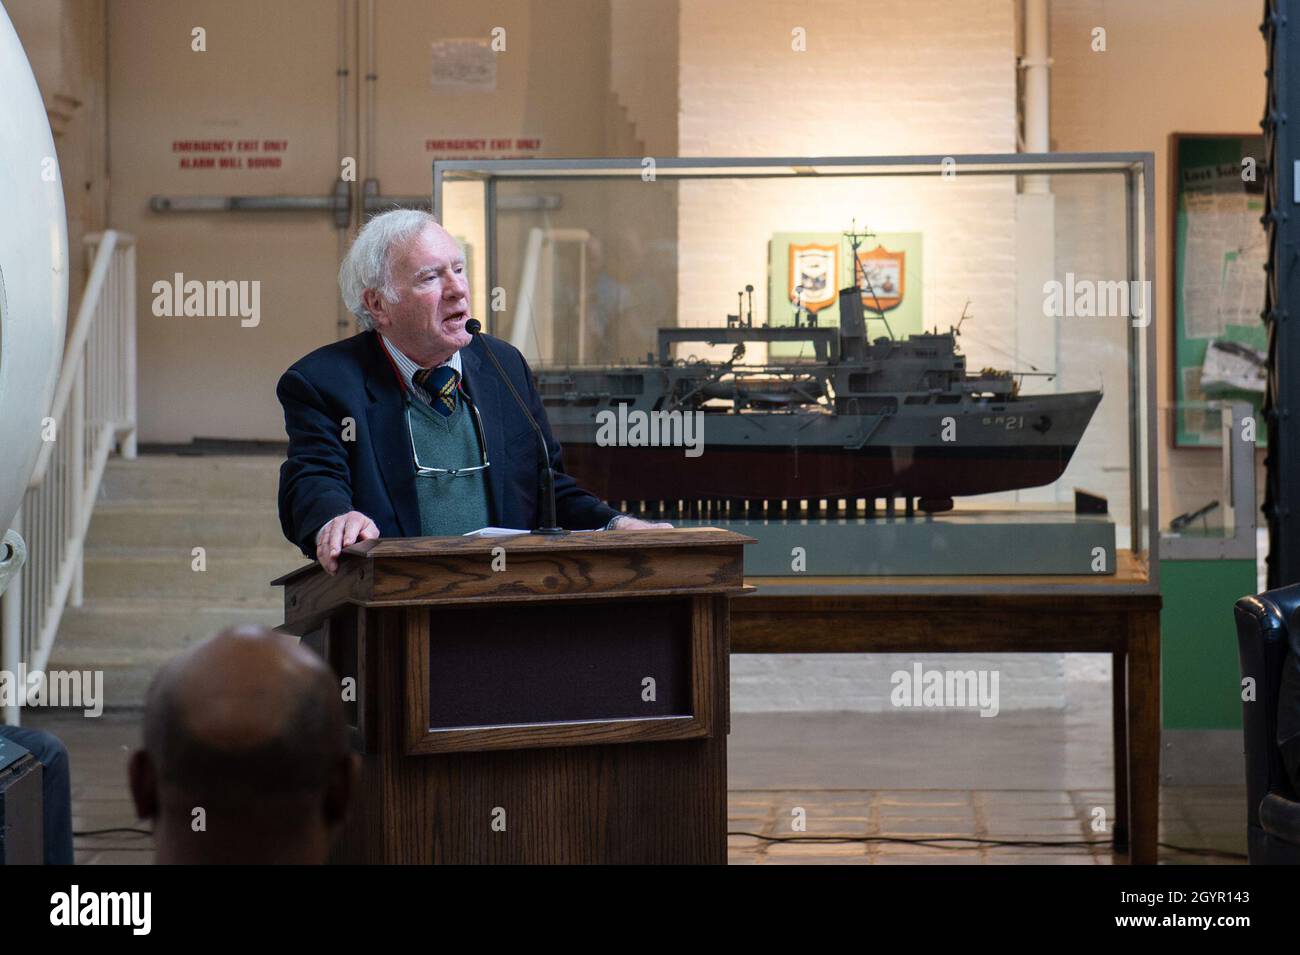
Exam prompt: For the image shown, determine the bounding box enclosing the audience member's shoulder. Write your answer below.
[285,331,375,382]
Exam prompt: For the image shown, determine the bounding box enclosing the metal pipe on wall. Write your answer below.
[337,0,352,338]
[366,0,377,191]
[1022,0,1050,153]
[338,0,348,168]
[1020,0,1051,193]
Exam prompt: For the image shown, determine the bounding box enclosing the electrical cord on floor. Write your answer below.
[729,831,1249,860]
[74,826,152,837]
[1154,842,1248,860]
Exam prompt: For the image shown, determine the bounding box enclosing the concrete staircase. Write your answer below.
[46,455,309,710]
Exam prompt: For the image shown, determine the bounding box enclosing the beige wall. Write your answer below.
[610,0,678,156]
[1049,0,1267,522]
[106,0,348,443]
[100,0,636,443]
[374,0,626,187]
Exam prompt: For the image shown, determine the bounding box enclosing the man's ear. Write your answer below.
[127,749,158,820]
[361,288,389,329]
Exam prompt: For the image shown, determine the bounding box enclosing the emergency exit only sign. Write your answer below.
[172,139,289,170]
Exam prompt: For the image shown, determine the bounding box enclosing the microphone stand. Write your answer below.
[465,319,567,536]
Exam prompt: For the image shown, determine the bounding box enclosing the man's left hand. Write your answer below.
[609,515,673,530]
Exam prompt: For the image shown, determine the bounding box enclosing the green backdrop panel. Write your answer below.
[1160,557,1257,731]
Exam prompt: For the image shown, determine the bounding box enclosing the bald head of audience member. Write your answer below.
[129,625,359,864]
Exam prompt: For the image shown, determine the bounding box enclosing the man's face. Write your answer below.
[370,225,471,363]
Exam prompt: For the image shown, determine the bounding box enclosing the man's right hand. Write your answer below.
[315,511,380,575]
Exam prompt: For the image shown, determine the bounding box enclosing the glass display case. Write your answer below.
[434,155,1157,592]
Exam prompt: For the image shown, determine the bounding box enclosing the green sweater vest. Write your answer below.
[406,396,490,536]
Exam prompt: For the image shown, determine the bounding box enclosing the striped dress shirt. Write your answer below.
[378,332,463,405]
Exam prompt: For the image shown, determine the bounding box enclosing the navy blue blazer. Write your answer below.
[276,329,618,558]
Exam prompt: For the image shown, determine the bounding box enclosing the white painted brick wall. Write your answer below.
[678,0,1017,159]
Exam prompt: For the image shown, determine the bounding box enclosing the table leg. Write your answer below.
[1126,609,1162,864]
[1111,649,1129,853]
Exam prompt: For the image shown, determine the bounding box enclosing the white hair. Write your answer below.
[338,209,441,330]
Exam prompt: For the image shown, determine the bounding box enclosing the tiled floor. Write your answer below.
[29,712,154,865]
[22,698,1248,865]
[725,788,1245,864]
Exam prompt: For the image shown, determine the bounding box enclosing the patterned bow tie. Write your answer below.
[413,365,460,417]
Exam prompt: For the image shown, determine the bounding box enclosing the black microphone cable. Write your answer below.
[464,319,566,535]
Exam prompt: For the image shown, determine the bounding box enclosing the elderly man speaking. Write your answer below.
[277,210,664,573]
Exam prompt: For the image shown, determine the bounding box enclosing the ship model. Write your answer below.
[535,231,1103,518]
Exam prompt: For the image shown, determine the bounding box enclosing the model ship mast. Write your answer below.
[844,220,894,341]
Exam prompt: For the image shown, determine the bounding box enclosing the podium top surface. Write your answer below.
[271,527,754,587]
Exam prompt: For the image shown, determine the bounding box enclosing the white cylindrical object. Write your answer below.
[0,4,69,555]
[1023,0,1050,154]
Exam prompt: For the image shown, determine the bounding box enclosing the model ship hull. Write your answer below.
[549,391,1102,503]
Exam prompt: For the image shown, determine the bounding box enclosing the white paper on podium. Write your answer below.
[462,527,599,537]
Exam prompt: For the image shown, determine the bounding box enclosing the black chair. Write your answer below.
[1234,583,1300,863]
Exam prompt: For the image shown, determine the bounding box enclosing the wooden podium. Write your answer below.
[273,527,750,865]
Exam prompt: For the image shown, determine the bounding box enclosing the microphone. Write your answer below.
[464,319,566,536]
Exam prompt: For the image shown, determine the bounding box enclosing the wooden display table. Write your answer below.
[730,553,1161,865]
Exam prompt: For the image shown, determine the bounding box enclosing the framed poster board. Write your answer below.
[1170,133,1268,447]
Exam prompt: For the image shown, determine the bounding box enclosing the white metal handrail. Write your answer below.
[1,230,136,723]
